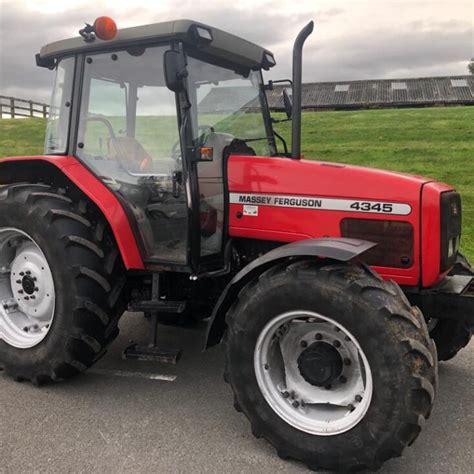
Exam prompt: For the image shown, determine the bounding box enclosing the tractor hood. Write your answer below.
[228,155,433,205]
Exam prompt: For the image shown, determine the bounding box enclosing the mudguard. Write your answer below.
[204,237,376,348]
[0,156,144,270]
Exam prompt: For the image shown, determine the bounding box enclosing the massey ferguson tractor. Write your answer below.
[0,17,472,471]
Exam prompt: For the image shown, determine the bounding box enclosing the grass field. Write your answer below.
[0,106,472,260]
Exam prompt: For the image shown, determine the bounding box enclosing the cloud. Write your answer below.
[0,0,472,102]
[302,19,473,82]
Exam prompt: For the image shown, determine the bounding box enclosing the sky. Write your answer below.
[0,0,473,103]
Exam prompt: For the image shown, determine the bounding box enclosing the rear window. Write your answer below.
[44,57,75,154]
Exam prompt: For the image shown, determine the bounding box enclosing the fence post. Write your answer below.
[10,97,15,119]
[43,104,48,118]
[29,100,34,117]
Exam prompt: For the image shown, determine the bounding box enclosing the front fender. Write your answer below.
[0,155,144,270]
[204,237,375,348]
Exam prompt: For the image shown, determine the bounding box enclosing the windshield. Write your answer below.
[187,56,272,156]
[44,57,75,154]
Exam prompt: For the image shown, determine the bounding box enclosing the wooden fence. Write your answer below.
[0,96,49,119]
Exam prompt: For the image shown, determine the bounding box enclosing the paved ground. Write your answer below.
[1,313,473,473]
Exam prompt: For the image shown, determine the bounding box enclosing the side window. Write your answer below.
[80,79,127,158]
[134,86,180,165]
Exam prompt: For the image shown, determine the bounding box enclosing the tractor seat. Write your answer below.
[109,136,153,173]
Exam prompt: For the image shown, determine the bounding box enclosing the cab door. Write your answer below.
[75,46,190,268]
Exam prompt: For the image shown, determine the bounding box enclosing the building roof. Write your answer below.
[39,19,275,73]
[265,75,474,110]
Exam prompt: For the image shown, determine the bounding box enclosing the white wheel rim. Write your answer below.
[0,228,55,349]
[254,310,373,436]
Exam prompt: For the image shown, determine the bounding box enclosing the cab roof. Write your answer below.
[38,19,276,72]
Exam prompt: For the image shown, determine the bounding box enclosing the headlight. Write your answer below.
[440,191,462,272]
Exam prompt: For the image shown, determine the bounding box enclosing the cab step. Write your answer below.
[122,342,182,364]
[129,299,186,314]
[123,274,184,364]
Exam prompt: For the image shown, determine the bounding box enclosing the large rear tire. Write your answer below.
[0,183,126,384]
[224,261,437,471]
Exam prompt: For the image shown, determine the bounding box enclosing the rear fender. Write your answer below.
[204,237,376,348]
[0,156,144,270]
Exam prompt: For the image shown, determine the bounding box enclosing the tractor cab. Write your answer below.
[39,19,280,272]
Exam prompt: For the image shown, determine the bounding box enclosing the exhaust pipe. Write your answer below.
[291,21,314,159]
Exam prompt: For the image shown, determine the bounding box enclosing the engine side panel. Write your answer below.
[227,155,438,287]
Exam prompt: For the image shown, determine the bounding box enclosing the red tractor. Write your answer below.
[0,17,472,471]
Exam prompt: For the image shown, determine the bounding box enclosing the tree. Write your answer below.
[469,59,474,75]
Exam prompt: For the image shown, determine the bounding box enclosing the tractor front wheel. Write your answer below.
[0,183,125,384]
[429,252,473,361]
[224,261,437,471]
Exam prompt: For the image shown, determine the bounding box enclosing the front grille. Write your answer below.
[440,191,462,272]
[340,218,414,268]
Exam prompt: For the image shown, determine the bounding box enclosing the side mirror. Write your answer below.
[164,50,188,93]
[283,88,293,119]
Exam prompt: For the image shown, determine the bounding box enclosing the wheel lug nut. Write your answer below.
[344,358,351,366]
[16,280,21,284]
[26,271,31,275]
[300,340,308,348]
[33,277,37,282]
[315,333,323,340]
[339,375,347,384]
[19,272,24,276]
[345,336,351,342]
[292,401,300,408]
[334,340,341,348]
[23,327,29,332]
[30,295,36,300]
[264,363,269,370]
[24,296,29,300]
[355,395,363,402]
[34,287,39,292]
[282,391,290,398]
[347,404,355,412]
[18,290,24,294]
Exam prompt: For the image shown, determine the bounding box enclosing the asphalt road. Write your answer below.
[1,312,473,473]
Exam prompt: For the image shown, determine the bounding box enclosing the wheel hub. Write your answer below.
[254,311,373,436]
[0,228,55,349]
[297,342,343,387]
[21,275,36,295]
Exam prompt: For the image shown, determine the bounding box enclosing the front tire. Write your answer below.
[0,183,126,384]
[430,253,473,361]
[224,261,437,471]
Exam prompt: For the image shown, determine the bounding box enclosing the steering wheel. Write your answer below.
[196,125,215,146]
[171,125,214,161]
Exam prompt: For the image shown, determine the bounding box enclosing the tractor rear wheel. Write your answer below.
[224,261,437,471]
[0,183,126,384]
